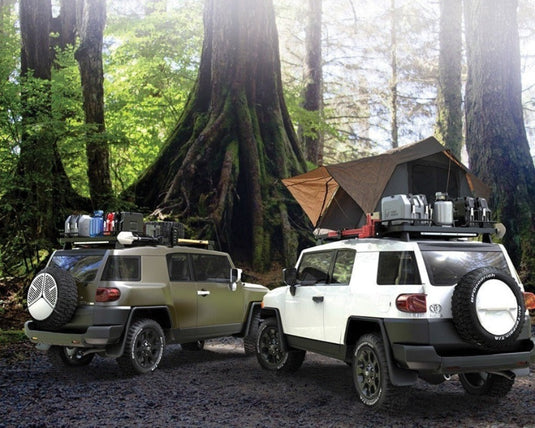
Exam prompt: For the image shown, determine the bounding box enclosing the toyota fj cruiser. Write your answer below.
[255,194,535,409]
[24,222,268,375]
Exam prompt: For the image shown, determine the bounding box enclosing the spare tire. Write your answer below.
[451,267,525,351]
[27,265,78,330]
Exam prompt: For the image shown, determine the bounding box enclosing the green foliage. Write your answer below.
[104,1,203,194]
[0,4,21,199]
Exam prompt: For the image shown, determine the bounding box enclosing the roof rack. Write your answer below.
[60,234,214,250]
[316,214,497,243]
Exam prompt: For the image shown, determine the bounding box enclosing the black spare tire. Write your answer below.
[27,265,78,330]
[451,267,525,351]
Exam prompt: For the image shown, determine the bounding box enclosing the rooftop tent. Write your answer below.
[282,137,490,230]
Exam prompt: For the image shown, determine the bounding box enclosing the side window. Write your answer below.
[297,251,334,285]
[331,250,355,285]
[101,256,141,281]
[167,253,191,281]
[191,254,231,282]
[377,251,421,285]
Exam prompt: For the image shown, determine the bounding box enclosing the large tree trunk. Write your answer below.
[75,0,113,210]
[465,0,535,290]
[130,0,307,270]
[435,0,462,157]
[301,0,324,165]
[18,0,55,240]
[0,0,87,260]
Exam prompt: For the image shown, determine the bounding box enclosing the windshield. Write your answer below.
[49,250,106,283]
[421,249,510,286]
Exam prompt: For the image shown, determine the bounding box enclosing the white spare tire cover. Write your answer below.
[451,267,525,351]
[27,266,78,330]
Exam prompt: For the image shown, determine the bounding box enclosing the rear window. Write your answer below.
[377,251,421,285]
[421,250,510,286]
[49,251,105,283]
[101,256,141,281]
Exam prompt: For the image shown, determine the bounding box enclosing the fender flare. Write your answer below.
[345,316,418,386]
[104,306,172,358]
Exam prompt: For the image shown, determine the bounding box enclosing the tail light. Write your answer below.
[396,293,427,313]
[523,292,535,310]
[96,287,121,302]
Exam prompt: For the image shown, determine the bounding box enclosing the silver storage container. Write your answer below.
[381,194,429,225]
[432,193,453,226]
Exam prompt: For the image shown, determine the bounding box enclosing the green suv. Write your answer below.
[24,237,267,375]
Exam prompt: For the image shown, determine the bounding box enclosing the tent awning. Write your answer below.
[282,137,490,228]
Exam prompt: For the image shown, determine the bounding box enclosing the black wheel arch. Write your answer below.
[104,306,172,358]
[259,307,289,353]
[345,316,418,387]
[241,301,263,337]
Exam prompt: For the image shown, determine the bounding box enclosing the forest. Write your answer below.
[1,0,535,306]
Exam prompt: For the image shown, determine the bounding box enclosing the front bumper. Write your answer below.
[24,320,125,348]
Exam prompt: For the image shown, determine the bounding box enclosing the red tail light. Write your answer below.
[96,287,121,302]
[524,292,535,310]
[396,294,427,313]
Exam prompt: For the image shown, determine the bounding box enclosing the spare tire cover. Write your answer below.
[27,265,78,330]
[451,267,525,351]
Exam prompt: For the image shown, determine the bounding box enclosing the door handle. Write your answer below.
[198,289,211,297]
[312,296,324,303]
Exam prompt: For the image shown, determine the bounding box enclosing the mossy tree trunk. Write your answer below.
[75,0,114,210]
[300,0,323,165]
[0,0,88,269]
[465,0,535,290]
[435,0,462,158]
[130,0,307,270]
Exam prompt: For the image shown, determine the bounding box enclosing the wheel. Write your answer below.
[117,319,165,375]
[243,310,261,355]
[48,346,94,368]
[352,333,408,409]
[452,267,525,351]
[27,266,78,330]
[181,340,205,351]
[256,318,305,372]
[459,372,515,397]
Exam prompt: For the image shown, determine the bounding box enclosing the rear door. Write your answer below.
[167,253,198,329]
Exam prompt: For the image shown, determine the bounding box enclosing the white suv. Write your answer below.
[255,203,535,409]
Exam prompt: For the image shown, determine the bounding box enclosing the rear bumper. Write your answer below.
[385,317,535,374]
[391,341,535,374]
[24,320,125,348]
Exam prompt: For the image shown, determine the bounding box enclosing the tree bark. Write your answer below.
[435,0,462,157]
[129,0,307,270]
[301,0,324,165]
[75,0,113,210]
[465,0,535,290]
[1,0,88,250]
[389,0,398,149]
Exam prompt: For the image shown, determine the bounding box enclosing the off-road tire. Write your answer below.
[117,319,165,375]
[48,346,94,368]
[459,372,515,397]
[256,317,305,372]
[353,333,408,409]
[452,267,525,351]
[27,266,78,331]
[181,340,205,351]
[243,309,261,355]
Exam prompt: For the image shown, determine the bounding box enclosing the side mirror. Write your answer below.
[230,268,242,291]
[283,267,297,286]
